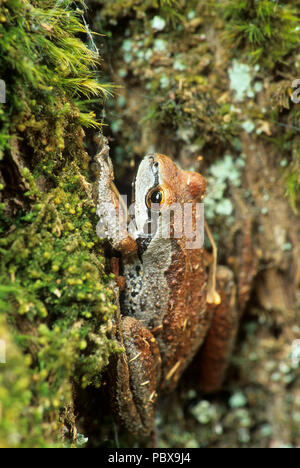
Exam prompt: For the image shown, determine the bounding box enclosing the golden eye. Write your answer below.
[146,187,165,209]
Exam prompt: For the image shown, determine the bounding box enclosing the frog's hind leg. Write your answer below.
[199,265,238,394]
[110,316,162,436]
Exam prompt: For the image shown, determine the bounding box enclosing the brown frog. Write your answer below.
[95,139,238,436]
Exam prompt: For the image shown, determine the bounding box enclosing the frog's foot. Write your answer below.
[110,316,162,436]
[205,221,221,305]
[198,265,238,393]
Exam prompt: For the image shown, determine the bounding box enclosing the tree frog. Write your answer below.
[95,138,238,436]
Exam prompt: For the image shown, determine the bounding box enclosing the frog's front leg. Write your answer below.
[95,139,161,434]
[95,136,137,255]
[110,316,162,436]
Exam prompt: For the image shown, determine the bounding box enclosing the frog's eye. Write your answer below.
[146,187,165,209]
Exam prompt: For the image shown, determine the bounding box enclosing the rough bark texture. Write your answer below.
[1,0,300,448]
[85,0,300,448]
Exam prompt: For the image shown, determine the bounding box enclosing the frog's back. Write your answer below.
[122,237,210,392]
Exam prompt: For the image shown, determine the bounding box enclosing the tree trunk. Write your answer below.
[1,0,299,448]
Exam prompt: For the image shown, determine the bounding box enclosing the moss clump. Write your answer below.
[220,0,300,209]
[222,0,299,69]
[0,0,113,161]
[0,0,117,447]
[0,174,118,447]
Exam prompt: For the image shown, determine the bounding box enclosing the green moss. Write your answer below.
[0,0,112,161]
[2,0,299,448]
[0,0,117,448]
[0,173,119,447]
[222,0,300,69]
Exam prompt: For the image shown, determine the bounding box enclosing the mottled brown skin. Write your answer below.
[96,149,239,436]
[160,239,210,392]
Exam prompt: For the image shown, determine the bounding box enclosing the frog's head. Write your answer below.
[133,153,206,246]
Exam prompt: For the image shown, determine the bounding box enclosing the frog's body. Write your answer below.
[96,141,238,436]
[122,236,210,393]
